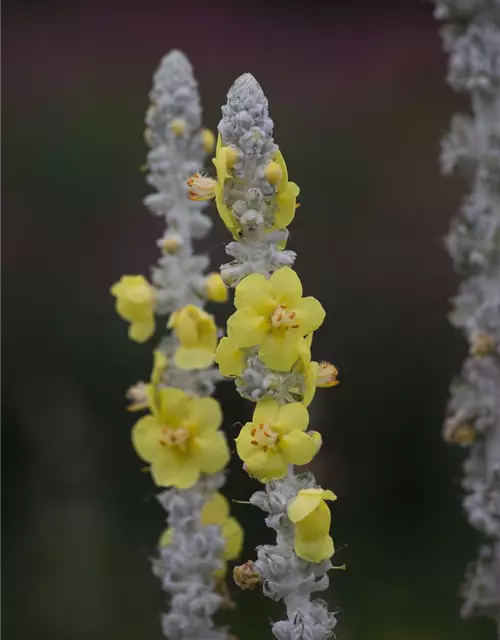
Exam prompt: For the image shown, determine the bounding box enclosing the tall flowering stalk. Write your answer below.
[111,51,243,640]
[188,74,341,639]
[434,0,500,630]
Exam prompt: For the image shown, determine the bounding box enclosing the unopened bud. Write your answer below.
[316,362,339,388]
[233,560,261,590]
[126,382,149,411]
[205,273,228,303]
[470,333,495,358]
[201,128,215,154]
[226,146,239,168]
[264,161,283,185]
[443,417,475,446]
[160,233,183,253]
[170,118,186,137]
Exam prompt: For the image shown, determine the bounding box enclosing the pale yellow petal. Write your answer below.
[269,267,302,305]
[201,492,230,526]
[195,431,230,474]
[280,430,321,466]
[287,489,324,523]
[234,273,273,312]
[273,149,289,186]
[151,350,168,385]
[151,451,200,489]
[174,346,216,370]
[215,337,245,377]
[300,500,332,535]
[131,415,162,462]
[129,319,155,343]
[157,387,189,425]
[221,517,244,560]
[244,448,288,482]
[294,531,334,563]
[275,188,297,229]
[293,297,326,336]
[188,397,223,433]
[253,398,280,427]
[258,331,300,371]
[235,423,258,461]
[227,309,269,348]
[276,402,309,433]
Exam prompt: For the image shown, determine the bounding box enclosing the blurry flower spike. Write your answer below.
[433,0,500,629]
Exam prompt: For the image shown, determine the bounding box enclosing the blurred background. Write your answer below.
[2,0,495,638]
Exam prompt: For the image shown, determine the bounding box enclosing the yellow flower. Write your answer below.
[235,398,321,482]
[227,267,325,372]
[110,275,155,343]
[205,273,228,303]
[132,387,229,488]
[215,336,245,377]
[287,488,337,563]
[159,491,243,577]
[168,305,217,370]
[127,350,168,411]
[170,118,186,136]
[270,150,300,229]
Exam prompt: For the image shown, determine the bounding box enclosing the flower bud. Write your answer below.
[316,362,339,388]
[264,161,283,185]
[233,560,260,590]
[170,118,186,137]
[443,417,475,446]
[201,128,215,154]
[470,333,495,357]
[160,232,183,253]
[205,273,228,303]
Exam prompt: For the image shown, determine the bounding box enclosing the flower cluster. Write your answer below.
[111,51,242,640]
[434,0,500,629]
[190,73,341,638]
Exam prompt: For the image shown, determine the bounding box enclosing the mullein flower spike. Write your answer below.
[111,51,243,640]
[433,0,500,631]
[194,73,341,638]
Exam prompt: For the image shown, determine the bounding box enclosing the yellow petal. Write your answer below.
[201,492,230,526]
[244,448,288,482]
[215,186,240,239]
[298,334,313,365]
[159,527,173,547]
[273,149,289,186]
[258,331,300,371]
[129,319,155,343]
[294,297,326,336]
[275,188,297,229]
[227,309,269,348]
[269,267,302,305]
[287,489,324,523]
[280,430,321,465]
[174,346,216,370]
[234,273,273,313]
[302,363,318,407]
[215,337,245,377]
[173,311,198,346]
[276,402,309,433]
[294,531,334,563]
[151,451,200,489]
[157,387,189,425]
[253,397,280,427]
[221,517,244,560]
[131,415,162,462]
[235,423,258,461]
[195,431,230,474]
[205,273,228,303]
[188,397,223,433]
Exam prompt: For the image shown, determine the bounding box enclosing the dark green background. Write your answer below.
[2,0,495,638]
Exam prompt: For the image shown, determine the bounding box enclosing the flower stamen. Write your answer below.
[186,172,217,201]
